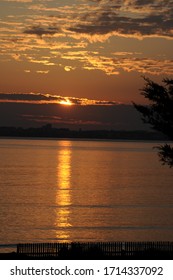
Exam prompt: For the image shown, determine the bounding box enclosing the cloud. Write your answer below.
[3,0,33,2]
[64,66,76,72]
[24,25,60,36]
[0,93,55,102]
[64,0,173,40]
[27,58,55,66]
[24,0,173,40]
[0,0,172,79]
[20,114,104,126]
[11,53,21,61]
[0,92,120,105]
[36,70,49,74]
[61,51,173,75]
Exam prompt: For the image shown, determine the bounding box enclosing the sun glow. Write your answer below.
[59,99,73,106]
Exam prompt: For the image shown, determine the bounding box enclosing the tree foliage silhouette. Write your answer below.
[133,77,173,167]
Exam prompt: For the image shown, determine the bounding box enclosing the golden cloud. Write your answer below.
[0,92,120,105]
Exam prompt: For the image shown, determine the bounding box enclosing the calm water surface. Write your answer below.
[0,138,173,251]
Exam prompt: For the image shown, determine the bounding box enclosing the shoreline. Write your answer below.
[0,126,168,141]
[0,136,171,143]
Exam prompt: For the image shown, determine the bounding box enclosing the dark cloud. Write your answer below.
[95,100,118,105]
[0,93,77,104]
[24,25,60,36]
[69,14,173,37]
[0,93,119,105]
[21,114,103,126]
[68,0,173,38]
[133,0,170,7]
[0,93,59,102]
[133,0,148,5]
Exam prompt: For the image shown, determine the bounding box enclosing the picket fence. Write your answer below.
[17,241,173,258]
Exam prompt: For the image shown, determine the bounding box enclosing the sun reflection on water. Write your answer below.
[55,141,72,242]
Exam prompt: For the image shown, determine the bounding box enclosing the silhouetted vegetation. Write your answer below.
[0,124,167,140]
[133,77,173,167]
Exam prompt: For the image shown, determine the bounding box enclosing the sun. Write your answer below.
[59,99,73,106]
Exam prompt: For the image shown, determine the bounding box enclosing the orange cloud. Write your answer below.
[61,50,173,76]
[0,0,172,80]
[0,92,120,105]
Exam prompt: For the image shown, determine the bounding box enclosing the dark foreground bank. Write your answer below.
[0,242,173,260]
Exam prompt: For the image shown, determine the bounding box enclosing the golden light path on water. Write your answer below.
[55,141,72,242]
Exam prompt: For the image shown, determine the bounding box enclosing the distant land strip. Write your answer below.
[0,124,168,141]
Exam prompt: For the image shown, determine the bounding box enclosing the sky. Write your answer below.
[0,0,172,130]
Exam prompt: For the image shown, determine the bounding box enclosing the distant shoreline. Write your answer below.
[0,125,168,141]
[0,137,171,145]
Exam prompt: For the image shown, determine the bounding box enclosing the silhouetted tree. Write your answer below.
[133,77,173,167]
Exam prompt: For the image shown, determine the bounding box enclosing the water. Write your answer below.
[0,138,173,252]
